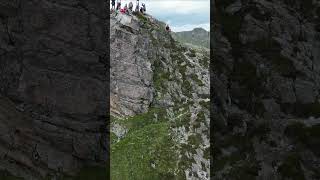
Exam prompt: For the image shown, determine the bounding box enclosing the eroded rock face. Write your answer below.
[110,13,154,117]
[0,1,107,179]
[213,0,320,179]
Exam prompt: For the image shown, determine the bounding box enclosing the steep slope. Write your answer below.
[213,0,320,179]
[0,1,107,179]
[173,28,210,49]
[110,12,210,179]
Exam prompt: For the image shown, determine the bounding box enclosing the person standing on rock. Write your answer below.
[142,3,146,13]
[135,0,140,12]
[129,2,133,13]
[166,24,171,32]
[116,0,121,11]
[111,0,116,11]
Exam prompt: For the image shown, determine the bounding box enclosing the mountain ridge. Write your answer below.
[173,27,210,49]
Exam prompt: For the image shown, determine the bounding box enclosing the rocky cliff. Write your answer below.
[110,12,210,179]
[213,0,320,179]
[0,1,108,179]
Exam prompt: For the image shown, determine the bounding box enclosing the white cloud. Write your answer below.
[147,1,209,15]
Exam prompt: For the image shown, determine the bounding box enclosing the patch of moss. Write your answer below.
[181,80,193,98]
[278,153,305,180]
[178,145,195,174]
[154,71,170,92]
[188,134,202,147]
[113,108,167,132]
[111,132,118,144]
[190,74,204,86]
[199,55,209,68]
[203,147,210,160]
[135,13,148,24]
[171,111,191,129]
[111,122,179,180]
[152,58,170,94]
[178,64,187,79]
[186,49,196,57]
[196,111,206,123]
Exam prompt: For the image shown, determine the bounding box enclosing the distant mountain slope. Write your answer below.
[172,28,210,48]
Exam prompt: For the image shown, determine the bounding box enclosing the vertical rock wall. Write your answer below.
[0,0,108,179]
[110,13,154,117]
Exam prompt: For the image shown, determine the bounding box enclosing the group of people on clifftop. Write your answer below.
[111,0,171,32]
[111,0,146,15]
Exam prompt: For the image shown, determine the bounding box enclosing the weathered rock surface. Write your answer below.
[213,0,320,179]
[0,0,107,179]
[110,13,154,117]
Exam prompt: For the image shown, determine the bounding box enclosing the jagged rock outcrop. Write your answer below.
[213,0,320,179]
[0,1,107,179]
[110,12,210,179]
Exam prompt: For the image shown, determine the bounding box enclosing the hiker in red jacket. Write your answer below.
[120,4,128,14]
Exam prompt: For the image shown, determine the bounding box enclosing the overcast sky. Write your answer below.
[112,0,210,32]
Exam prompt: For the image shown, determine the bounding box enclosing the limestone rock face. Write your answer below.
[213,0,320,179]
[0,1,107,179]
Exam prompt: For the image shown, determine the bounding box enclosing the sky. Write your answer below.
[111,0,210,32]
